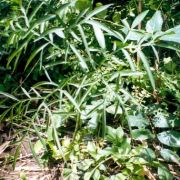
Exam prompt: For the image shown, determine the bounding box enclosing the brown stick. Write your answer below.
[138,0,142,30]
[137,0,142,68]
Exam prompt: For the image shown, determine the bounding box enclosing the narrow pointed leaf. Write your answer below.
[93,25,106,49]
[84,4,112,21]
[159,34,180,44]
[122,49,136,71]
[25,43,49,70]
[21,87,31,99]
[78,25,92,59]
[137,50,155,90]
[62,90,81,113]
[85,20,123,41]
[29,2,44,22]
[131,10,149,29]
[70,44,88,71]
[0,91,19,101]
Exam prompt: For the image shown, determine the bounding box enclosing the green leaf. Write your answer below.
[157,130,180,147]
[155,42,180,52]
[79,159,94,171]
[29,139,43,167]
[165,25,180,34]
[7,35,33,68]
[109,173,126,180]
[32,124,47,151]
[160,149,180,166]
[78,24,93,66]
[0,91,19,101]
[146,11,163,33]
[25,43,49,70]
[76,0,91,11]
[85,20,124,41]
[55,2,71,18]
[131,10,149,29]
[62,90,81,113]
[47,127,53,141]
[87,142,97,158]
[34,140,44,154]
[93,169,100,180]
[125,31,144,41]
[139,148,156,162]
[159,34,180,44]
[137,50,155,90]
[84,4,112,21]
[88,112,98,130]
[128,114,149,127]
[122,49,136,71]
[21,87,31,99]
[153,113,169,128]
[120,71,144,77]
[25,14,56,38]
[33,81,58,88]
[70,30,81,41]
[38,28,65,40]
[70,44,89,71]
[29,2,45,22]
[132,129,154,140]
[106,104,122,115]
[84,171,92,180]
[93,25,106,49]
[106,126,124,143]
[158,164,173,180]
[13,143,21,170]
[52,114,62,128]
[63,168,72,178]
[0,84,5,91]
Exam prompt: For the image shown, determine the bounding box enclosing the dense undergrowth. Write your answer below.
[0,0,180,179]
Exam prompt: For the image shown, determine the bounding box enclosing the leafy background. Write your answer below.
[0,0,180,179]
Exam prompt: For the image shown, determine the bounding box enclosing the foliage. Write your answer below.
[0,0,180,179]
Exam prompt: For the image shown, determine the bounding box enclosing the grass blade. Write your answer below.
[62,90,81,113]
[0,91,19,101]
[137,50,155,90]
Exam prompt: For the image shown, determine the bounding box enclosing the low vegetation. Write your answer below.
[0,0,180,179]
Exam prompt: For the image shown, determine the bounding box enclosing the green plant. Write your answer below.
[0,0,180,179]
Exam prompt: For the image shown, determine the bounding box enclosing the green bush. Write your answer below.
[0,0,179,179]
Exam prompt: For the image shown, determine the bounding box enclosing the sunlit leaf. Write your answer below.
[160,149,180,166]
[128,114,149,127]
[132,129,154,140]
[146,11,163,33]
[84,4,112,21]
[131,10,149,29]
[0,91,19,101]
[157,130,180,147]
[158,164,173,180]
[93,25,106,49]
[159,34,180,44]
